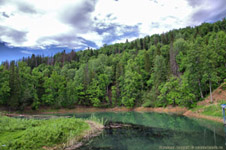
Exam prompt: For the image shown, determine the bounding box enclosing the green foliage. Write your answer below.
[18,62,38,109]
[87,74,111,107]
[142,90,157,107]
[42,71,67,107]
[121,59,142,107]
[9,61,22,109]
[158,76,195,107]
[158,76,181,106]
[0,65,10,105]
[63,81,78,108]
[149,55,167,88]
[0,116,89,150]
[111,86,117,106]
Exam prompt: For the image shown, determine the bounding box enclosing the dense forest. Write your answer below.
[0,19,226,110]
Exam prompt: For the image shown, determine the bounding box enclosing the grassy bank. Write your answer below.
[0,115,90,150]
[191,100,226,118]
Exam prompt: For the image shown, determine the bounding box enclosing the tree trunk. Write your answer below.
[209,80,213,103]
[169,42,180,77]
[198,80,204,98]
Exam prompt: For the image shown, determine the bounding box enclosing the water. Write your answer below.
[58,112,226,150]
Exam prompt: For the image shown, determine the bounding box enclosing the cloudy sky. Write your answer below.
[0,0,226,62]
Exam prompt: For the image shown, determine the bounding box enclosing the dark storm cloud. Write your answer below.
[60,0,97,32]
[0,26,27,44]
[187,0,226,24]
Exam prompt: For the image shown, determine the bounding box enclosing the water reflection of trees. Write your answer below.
[74,112,226,150]
[86,112,209,132]
[79,123,225,150]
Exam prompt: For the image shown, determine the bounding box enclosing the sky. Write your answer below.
[0,0,226,62]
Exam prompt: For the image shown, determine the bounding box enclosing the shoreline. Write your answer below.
[1,106,224,124]
[28,106,188,115]
[184,110,223,124]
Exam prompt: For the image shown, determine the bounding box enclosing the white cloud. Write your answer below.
[0,0,86,49]
[0,0,224,50]
[94,0,192,37]
[21,50,32,55]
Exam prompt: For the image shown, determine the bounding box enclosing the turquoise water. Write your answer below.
[59,112,226,150]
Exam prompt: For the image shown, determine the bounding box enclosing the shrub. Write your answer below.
[0,116,89,150]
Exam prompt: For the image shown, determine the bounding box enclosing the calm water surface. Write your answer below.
[59,112,226,150]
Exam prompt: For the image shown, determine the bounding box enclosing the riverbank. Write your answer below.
[36,106,225,124]
[1,106,224,124]
[184,110,223,124]
[18,106,188,115]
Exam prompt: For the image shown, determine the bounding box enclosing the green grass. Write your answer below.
[0,115,90,150]
[191,105,205,112]
[201,104,223,117]
[192,100,226,118]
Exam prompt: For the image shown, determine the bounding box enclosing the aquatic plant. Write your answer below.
[88,114,107,125]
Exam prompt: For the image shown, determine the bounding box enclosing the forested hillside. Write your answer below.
[0,19,226,110]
